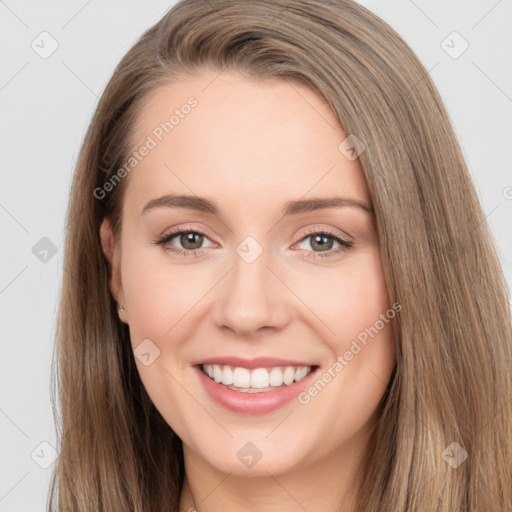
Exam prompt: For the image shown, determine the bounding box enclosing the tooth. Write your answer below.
[222,365,233,385]
[232,367,251,388]
[205,364,214,379]
[283,366,295,385]
[297,367,308,381]
[203,363,313,389]
[251,368,270,389]
[213,364,223,383]
[269,367,283,386]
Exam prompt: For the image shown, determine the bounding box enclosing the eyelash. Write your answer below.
[152,225,354,260]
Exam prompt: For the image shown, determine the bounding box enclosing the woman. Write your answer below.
[48,0,512,511]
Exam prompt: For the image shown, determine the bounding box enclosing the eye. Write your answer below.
[152,225,215,258]
[294,227,353,259]
[152,225,354,260]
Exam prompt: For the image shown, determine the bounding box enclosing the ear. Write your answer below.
[100,218,127,323]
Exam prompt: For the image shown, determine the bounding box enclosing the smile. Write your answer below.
[201,363,314,392]
[193,360,320,415]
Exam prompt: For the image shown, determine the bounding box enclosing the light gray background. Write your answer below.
[1,1,511,510]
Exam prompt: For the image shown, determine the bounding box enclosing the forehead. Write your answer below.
[125,72,370,214]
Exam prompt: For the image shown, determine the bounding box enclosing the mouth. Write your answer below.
[198,363,318,393]
[192,359,320,415]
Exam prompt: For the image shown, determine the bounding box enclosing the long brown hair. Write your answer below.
[48,0,512,510]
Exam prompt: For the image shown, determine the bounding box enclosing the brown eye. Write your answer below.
[153,227,215,257]
[309,233,335,252]
[179,232,205,250]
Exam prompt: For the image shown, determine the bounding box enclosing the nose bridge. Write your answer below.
[212,235,290,335]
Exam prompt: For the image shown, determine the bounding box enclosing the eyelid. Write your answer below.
[156,224,350,245]
[158,223,214,241]
[296,224,353,242]
[153,223,354,259]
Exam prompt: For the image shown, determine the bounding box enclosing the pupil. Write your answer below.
[312,234,333,251]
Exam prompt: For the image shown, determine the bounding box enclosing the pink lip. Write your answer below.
[193,364,319,415]
[190,356,316,369]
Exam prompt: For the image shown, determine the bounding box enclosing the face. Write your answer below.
[100,71,396,478]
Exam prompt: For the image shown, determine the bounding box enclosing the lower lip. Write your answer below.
[193,365,319,415]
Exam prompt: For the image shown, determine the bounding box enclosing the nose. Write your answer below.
[211,247,292,338]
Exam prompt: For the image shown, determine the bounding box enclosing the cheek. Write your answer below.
[118,241,199,435]
[290,249,396,418]
[121,237,392,357]
[289,249,392,347]
[120,241,207,345]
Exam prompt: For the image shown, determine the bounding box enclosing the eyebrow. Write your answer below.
[141,193,373,217]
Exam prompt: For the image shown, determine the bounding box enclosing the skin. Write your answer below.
[100,71,396,512]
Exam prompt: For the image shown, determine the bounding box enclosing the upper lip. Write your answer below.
[190,356,318,369]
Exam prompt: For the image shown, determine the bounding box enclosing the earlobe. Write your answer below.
[99,218,127,322]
